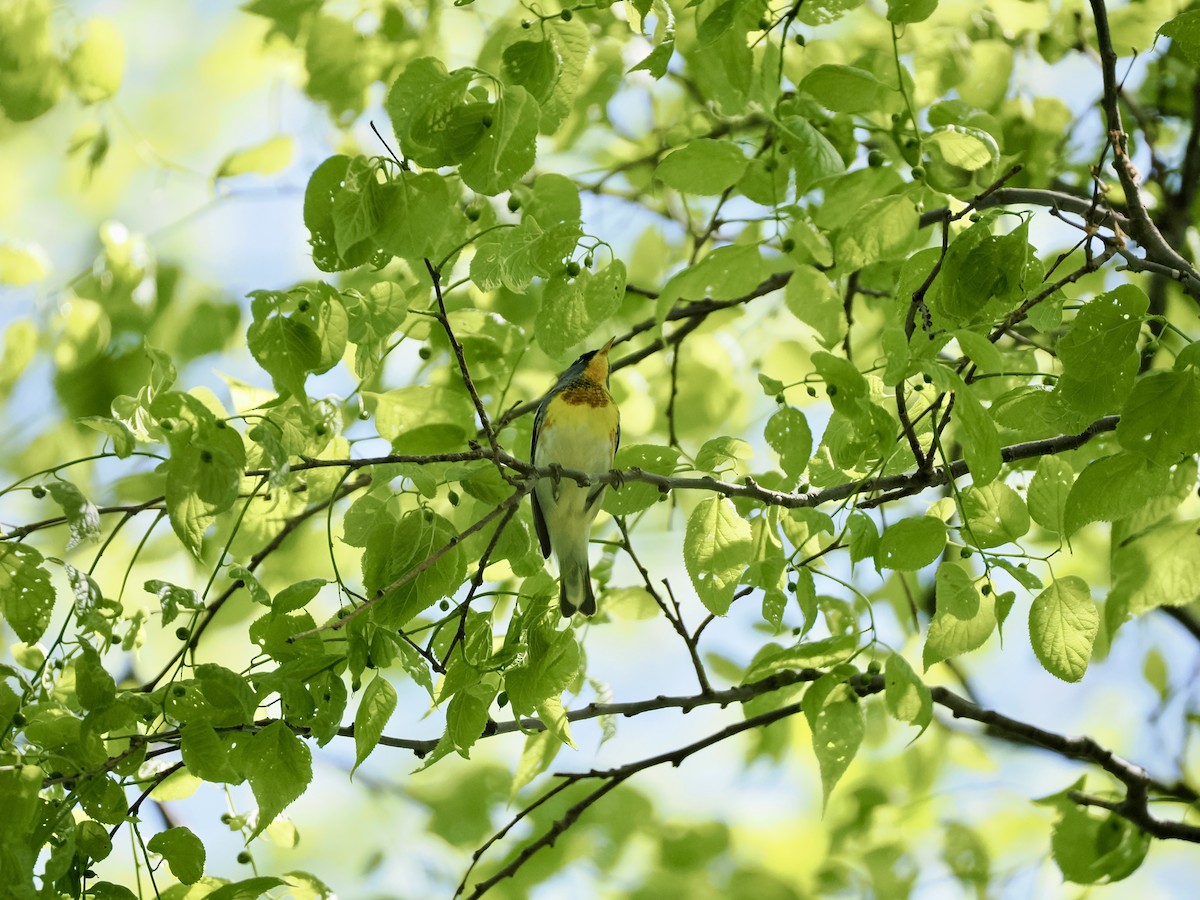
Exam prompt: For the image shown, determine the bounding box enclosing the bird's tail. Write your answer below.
[558,546,596,617]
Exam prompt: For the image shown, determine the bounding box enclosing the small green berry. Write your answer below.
[781,237,796,253]
[867,149,886,167]
[298,300,310,313]
[215,420,227,429]
[447,490,460,506]
[793,33,806,46]
[913,382,924,391]
[466,206,481,222]
[175,627,189,641]
[584,254,594,268]
[497,691,509,707]
[806,385,817,397]
[31,485,46,499]
[521,19,531,28]
[161,421,173,431]
[827,384,838,396]
[314,424,327,436]
[911,165,925,179]
[922,373,934,384]
[867,660,882,675]
[757,18,771,30]
[565,260,581,277]
[787,581,797,592]
[775,393,785,404]
[220,813,233,824]
[237,851,252,865]
[507,195,521,212]
[960,547,972,558]
[981,583,992,596]
[419,346,432,360]
[172,685,187,698]
[561,9,573,20]
[440,599,450,611]
[11,712,25,726]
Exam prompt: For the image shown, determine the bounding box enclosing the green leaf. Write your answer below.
[1116,368,1200,465]
[927,125,999,171]
[764,407,812,478]
[887,0,937,24]
[1057,285,1148,375]
[809,684,864,807]
[743,633,857,683]
[1063,452,1168,536]
[511,729,563,798]
[784,265,845,349]
[180,722,240,783]
[876,516,947,570]
[353,674,397,775]
[374,171,451,262]
[656,139,748,195]
[332,156,383,257]
[952,382,1003,486]
[1159,9,1200,65]
[602,444,680,515]
[206,878,288,900]
[535,260,626,359]
[273,579,326,615]
[1049,800,1150,884]
[505,626,580,716]
[1029,577,1097,682]
[243,721,312,839]
[459,85,539,195]
[66,19,124,103]
[158,402,246,557]
[684,496,753,615]
[777,116,845,193]
[835,194,920,270]
[44,480,101,551]
[215,136,294,179]
[847,511,879,565]
[446,682,497,757]
[798,0,866,26]
[800,65,887,114]
[303,155,374,272]
[362,509,467,628]
[147,826,205,885]
[0,543,54,643]
[368,385,475,444]
[958,482,1029,548]
[696,436,753,473]
[697,0,737,45]
[884,653,932,731]
[923,564,995,669]
[1027,456,1073,534]
[1109,519,1200,619]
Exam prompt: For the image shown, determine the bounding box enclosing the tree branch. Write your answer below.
[1088,0,1200,300]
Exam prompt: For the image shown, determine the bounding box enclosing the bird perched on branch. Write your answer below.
[531,338,620,617]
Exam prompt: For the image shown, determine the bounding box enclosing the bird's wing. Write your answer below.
[530,396,552,559]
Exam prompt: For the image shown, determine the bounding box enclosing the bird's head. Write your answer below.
[566,337,616,387]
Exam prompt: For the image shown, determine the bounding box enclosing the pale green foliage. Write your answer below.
[2,0,1200,895]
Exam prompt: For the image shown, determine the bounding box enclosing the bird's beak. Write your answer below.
[599,336,616,355]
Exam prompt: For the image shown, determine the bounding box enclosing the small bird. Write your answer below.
[530,338,620,617]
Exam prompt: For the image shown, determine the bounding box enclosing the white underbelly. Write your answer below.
[534,420,614,474]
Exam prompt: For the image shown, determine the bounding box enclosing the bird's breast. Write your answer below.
[535,394,618,473]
